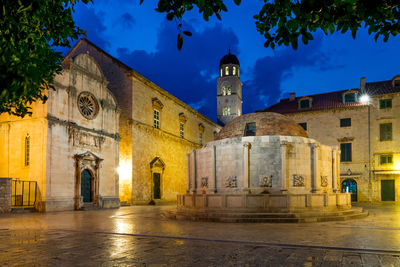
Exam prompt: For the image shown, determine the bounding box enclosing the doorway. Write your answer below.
[381,180,395,201]
[341,179,357,202]
[81,169,92,202]
[153,173,161,199]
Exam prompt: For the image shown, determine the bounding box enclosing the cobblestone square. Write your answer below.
[1,204,400,266]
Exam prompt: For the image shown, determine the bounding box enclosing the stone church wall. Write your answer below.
[129,76,220,203]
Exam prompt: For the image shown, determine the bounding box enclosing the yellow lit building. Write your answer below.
[65,39,221,204]
[0,53,121,211]
[263,75,400,203]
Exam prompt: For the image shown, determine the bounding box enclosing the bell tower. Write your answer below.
[217,50,242,126]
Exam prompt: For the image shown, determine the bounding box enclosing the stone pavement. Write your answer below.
[0,204,400,266]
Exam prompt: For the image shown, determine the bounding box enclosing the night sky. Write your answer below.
[67,0,400,122]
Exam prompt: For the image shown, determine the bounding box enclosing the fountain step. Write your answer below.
[171,207,368,223]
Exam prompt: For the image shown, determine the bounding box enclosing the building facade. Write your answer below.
[65,39,221,204]
[263,75,400,203]
[0,53,121,211]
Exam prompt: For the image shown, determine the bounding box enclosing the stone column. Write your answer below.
[187,153,191,193]
[280,142,288,192]
[331,146,338,192]
[310,143,321,193]
[243,142,251,193]
[336,149,341,191]
[212,145,217,193]
[192,150,197,194]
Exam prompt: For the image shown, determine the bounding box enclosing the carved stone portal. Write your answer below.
[74,151,103,210]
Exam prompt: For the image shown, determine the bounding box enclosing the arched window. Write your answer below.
[25,134,30,166]
[222,87,226,96]
[225,66,229,75]
[238,68,240,77]
[220,68,223,77]
[223,107,231,116]
[238,109,241,116]
[227,87,232,95]
[233,67,236,75]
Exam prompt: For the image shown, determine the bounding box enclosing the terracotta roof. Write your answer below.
[215,112,307,140]
[260,80,400,114]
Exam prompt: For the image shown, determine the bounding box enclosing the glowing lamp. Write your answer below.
[360,94,370,104]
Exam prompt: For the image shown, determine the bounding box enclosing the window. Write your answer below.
[238,109,241,116]
[299,99,311,109]
[25,134,30,166]
[225,66,229,75]
[340,118,351,127]
[340,143,352,162]
[227,86,232,95]
[153,109,160,129]
[244,122,256,136]
[380,99,392,109]
[395,80,400,87]
[380,123,392,141]
[238,69,240,77]
[233,67,236,75]
[222,87,226,96]
[223,107,230,116]
[180,123,184,138]
[343,93,357,103]
[380,155,393,165]
[220,68,222,77]
[299,122,307,131]
[199,133,203,145]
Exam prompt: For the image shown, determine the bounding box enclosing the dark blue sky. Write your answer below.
[70,0,400,121]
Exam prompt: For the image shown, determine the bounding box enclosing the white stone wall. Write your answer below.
[189,136,339,195]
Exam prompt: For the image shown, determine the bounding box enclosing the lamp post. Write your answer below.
[360,94,371,202]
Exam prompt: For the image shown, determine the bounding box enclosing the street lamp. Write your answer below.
[360,94,370,104]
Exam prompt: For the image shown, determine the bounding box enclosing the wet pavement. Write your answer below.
[1,204,400,266]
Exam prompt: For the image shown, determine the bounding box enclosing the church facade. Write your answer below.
[65,39,221,205]
[0,53,121,212]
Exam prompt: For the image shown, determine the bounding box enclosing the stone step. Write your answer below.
[82,203,100,210]
[11,207,36,213]
[172,208,368,223]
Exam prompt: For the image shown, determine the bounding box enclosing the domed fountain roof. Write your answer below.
[215,112,308,140]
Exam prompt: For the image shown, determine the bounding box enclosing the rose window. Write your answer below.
[78,92,99,119]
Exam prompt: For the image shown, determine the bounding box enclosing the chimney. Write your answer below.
[289,92,296,102]
[360,77,366,92]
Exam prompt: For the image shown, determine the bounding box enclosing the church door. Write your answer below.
[81,169,92,202]
[381,180,395,201]
[153,173,161,199]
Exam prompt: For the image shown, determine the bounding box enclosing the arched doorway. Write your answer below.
[150,157,165,201]
[341,179,357,202]
[81,169,93,202]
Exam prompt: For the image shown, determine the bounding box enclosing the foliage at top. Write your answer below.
[149,0,400,50]
[0,0,90,117]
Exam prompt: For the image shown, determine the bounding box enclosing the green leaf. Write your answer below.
[233,0,241,5]
[166,12,174,21]
[183,30,192,36]
[177,33,183,50]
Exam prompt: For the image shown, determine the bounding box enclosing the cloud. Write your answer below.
[119,13,136,28]
[117,22,239,121]
[73,4,110,49]
[243,34,332,113]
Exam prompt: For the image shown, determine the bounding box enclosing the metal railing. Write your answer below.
[11,180,37,208]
